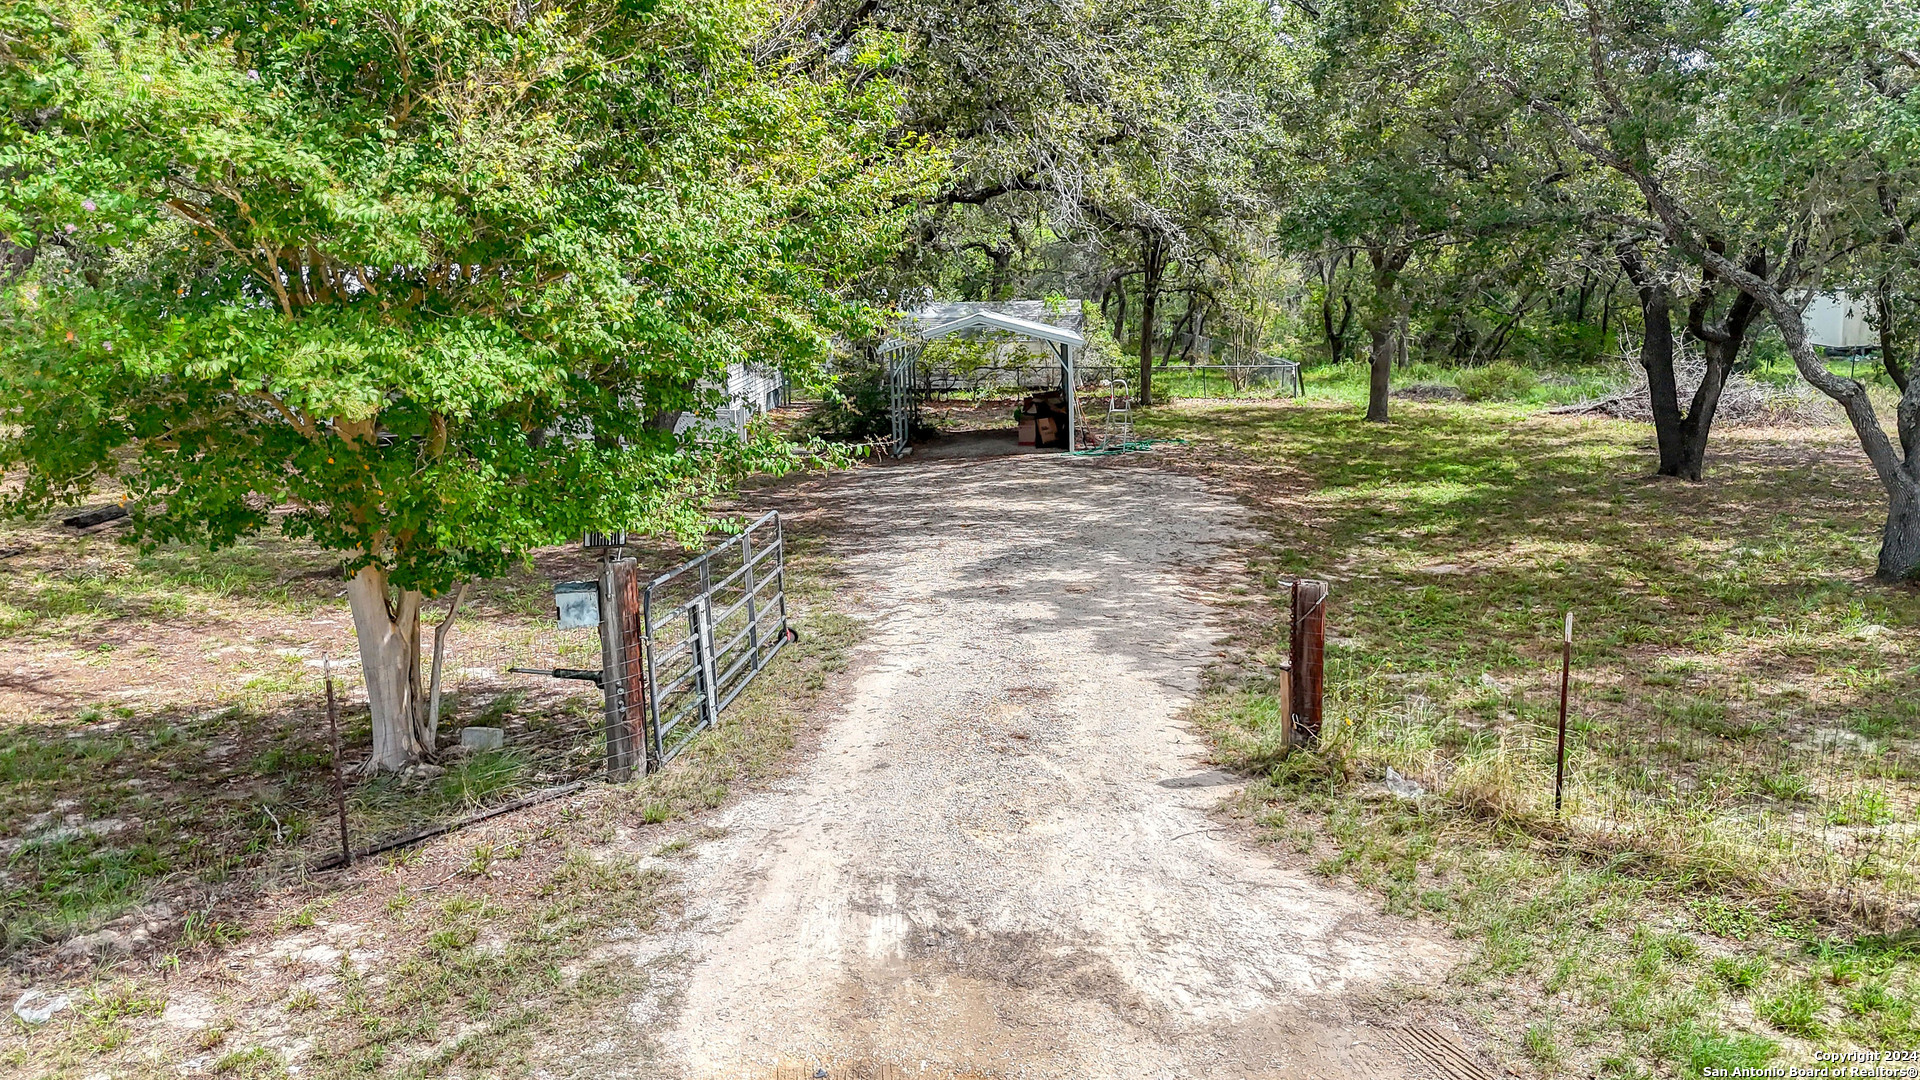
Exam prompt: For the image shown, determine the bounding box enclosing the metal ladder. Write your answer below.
[1101,378,1133,447]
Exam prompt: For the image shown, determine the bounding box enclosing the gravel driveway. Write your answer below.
[638,454,1453,1079]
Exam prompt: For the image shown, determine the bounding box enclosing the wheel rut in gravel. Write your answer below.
[642,454,1460,1080]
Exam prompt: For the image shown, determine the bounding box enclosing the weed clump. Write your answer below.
[1454,361,1539,402]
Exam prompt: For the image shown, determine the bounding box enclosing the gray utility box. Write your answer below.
[554,580,600,629]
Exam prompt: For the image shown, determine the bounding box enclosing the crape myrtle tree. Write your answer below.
[0,0,943,769]
[1493,0,1920,579]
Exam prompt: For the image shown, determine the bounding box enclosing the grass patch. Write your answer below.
[1756,983,1825,1037]
[1151,357,1622,408]
[1455,361,1539,402]
[1144,397,1920,1070]
[1657,1022,1778,1075]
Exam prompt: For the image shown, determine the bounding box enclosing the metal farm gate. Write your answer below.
[629,511,793,771]
[570,512,793,779]
[880,339,922,457]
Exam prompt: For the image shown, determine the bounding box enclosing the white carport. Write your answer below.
[877,306,1088,457]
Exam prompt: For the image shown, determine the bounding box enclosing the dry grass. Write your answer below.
[0,525,859,1078]
[1551,357,1844,426]
[0,504,673,962]
[1139,395,1920,1077]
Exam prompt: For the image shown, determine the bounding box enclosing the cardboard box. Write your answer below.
[1017,418,1037,446]
[1036,417,1058,446]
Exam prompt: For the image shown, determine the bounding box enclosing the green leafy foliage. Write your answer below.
[0,0,943,593]
[800,358,909,444]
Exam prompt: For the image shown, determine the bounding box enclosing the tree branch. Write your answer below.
[933,174,1046,207]
[1686,288,1726,345]
[251,388,319,438]
[425,581,468,752]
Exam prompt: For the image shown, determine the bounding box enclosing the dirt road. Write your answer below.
[635,455,1456,1079]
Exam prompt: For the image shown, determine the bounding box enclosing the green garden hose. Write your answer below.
[1069,437,1188,456]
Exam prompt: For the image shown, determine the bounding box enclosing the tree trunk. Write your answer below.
[1321,292,1352,365]
[346,565,429,772]
[1137,281,1158,405]
[1664,262,1767,480]
[1364,243,1410,422]
[1883,484,1920,583]
[1670,305,1759,480]
[1878,277,1911,394]
[1619,247,1688,475]
[1366,319,1394,422]
[1162,299,1193,368]
[1137,231,1167,407]
[426,582,469,751]
[1669,364,1725,482]
[1640,292,1685,474]
[986,245,1012,301]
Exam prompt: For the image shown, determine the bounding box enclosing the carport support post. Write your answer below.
[1061,342,1078,450]
[1289,580,1327,745]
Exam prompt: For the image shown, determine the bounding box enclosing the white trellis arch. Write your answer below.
[876,308,1087,457]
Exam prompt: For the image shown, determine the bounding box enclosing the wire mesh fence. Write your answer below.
[295,523,792,865]
[1154,360,1305,399]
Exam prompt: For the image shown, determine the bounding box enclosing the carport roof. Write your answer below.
[914,309,1086,348]
[894,301,1088,349]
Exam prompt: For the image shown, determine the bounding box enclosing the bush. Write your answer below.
[1454,361,1539,402]
[800,359,928,443]
[1511,320,1607,368]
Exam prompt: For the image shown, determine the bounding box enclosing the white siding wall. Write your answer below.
[673,364,786,438]
[1805,293,1876,350]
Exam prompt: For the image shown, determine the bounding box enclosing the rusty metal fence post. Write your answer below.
[1289,579,1327,746]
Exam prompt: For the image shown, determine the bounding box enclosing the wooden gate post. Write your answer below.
[599,558,639,782]
[614,560,650,774]
[1289,579,1327,745]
